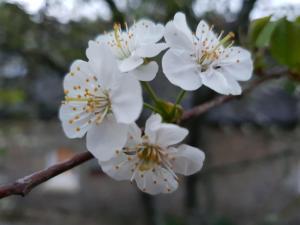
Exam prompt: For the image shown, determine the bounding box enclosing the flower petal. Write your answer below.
[224,75,242,95]
[218,47,253,81]
[164,21,194,52]
[63,60,95,97]
[118,56,144,72]
[95,32,123,58]
[59,103,91,138]
[134,43,168,58]
[173,12,193,39]
[86,116,128,161]
[155,124,188,147]
[201,69,230,95]
[126,123,143,146]
[170,144,205,176]
[99,153,137,181]
[130,61,158,81]
[130,19,165,45]
[144,114,162,143]
[135,167,178,194]
[144,114,188,146]
[162,49,202,91]
[110,75,143,124]
[196,20,218,45]
[86,41,119,88]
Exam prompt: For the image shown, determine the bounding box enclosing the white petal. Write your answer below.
[218,47,253,81]
[155,124,188,147]
[130,19,165,45]
[134,43,168,58]
[59,102,83,121]
[86,116,128,161]
[170,144,205,176]
[224,75,242,95]
[144,114,188,146]
[86,41,119,88]
[59,104,91,138]
[95,32,122,58]
[126,123,143,146]
[118,56,144,72]
[144,114,162,143]
[99,153,136,181]
[162,49,202,91]
[130,61,158,81]
[164,21,194,52]
[64,60,95,97]
[196,20,210,39]
[201,69,230,95]
[135,167,178,194]
[110,75,143,124]
[196,20,218,45]
[173,12,193,41]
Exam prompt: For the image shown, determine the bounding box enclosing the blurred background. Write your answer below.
[1,0,300,225]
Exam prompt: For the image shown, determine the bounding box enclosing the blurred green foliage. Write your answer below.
[0,89,26,105]
[213,217,236,225]
[284,80,297,94]
[250,16,278,48]
[0,147,7,156]
[250,16,300,73]
[270,18,300,72]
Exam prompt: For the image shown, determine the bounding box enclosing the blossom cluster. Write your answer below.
[59,12,253,194]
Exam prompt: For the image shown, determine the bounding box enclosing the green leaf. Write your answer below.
[255,21,278,47]
[270,18,300,71]
[249,16,280,48]
[249,16,271,46]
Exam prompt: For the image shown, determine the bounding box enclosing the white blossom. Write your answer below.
[59,43,143,161]
[99,114,205,195]
[92,19,167,81]
[162,12,253,95]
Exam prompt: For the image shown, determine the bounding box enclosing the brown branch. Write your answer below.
[0,152,93,199]
[0,70,287,199]
[181,72,285,122]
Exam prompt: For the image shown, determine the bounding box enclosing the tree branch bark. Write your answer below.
[0,152,93,198]
[0,71,286,199]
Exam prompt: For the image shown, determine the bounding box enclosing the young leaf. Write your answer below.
[270,18,300,71]
[249,16,271,47]
[255,21,278,47]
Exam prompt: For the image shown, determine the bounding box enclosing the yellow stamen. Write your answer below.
[198,32,235,64]
[113,23,123,49]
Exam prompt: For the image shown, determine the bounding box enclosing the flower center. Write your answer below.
[64,91,111,124]
[129,143,165,171]
[113,23,133,59]
[196,32,235,71]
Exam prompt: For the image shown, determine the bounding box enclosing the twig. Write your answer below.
[0,71,286,199]
[0,152,93,198]
[181,72,285,122]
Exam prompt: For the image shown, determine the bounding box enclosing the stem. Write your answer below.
[141,82,160,104]
[144,103,160,113]
[141,82,168,115]
[170,90,186,119]
[175,90,186,105]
